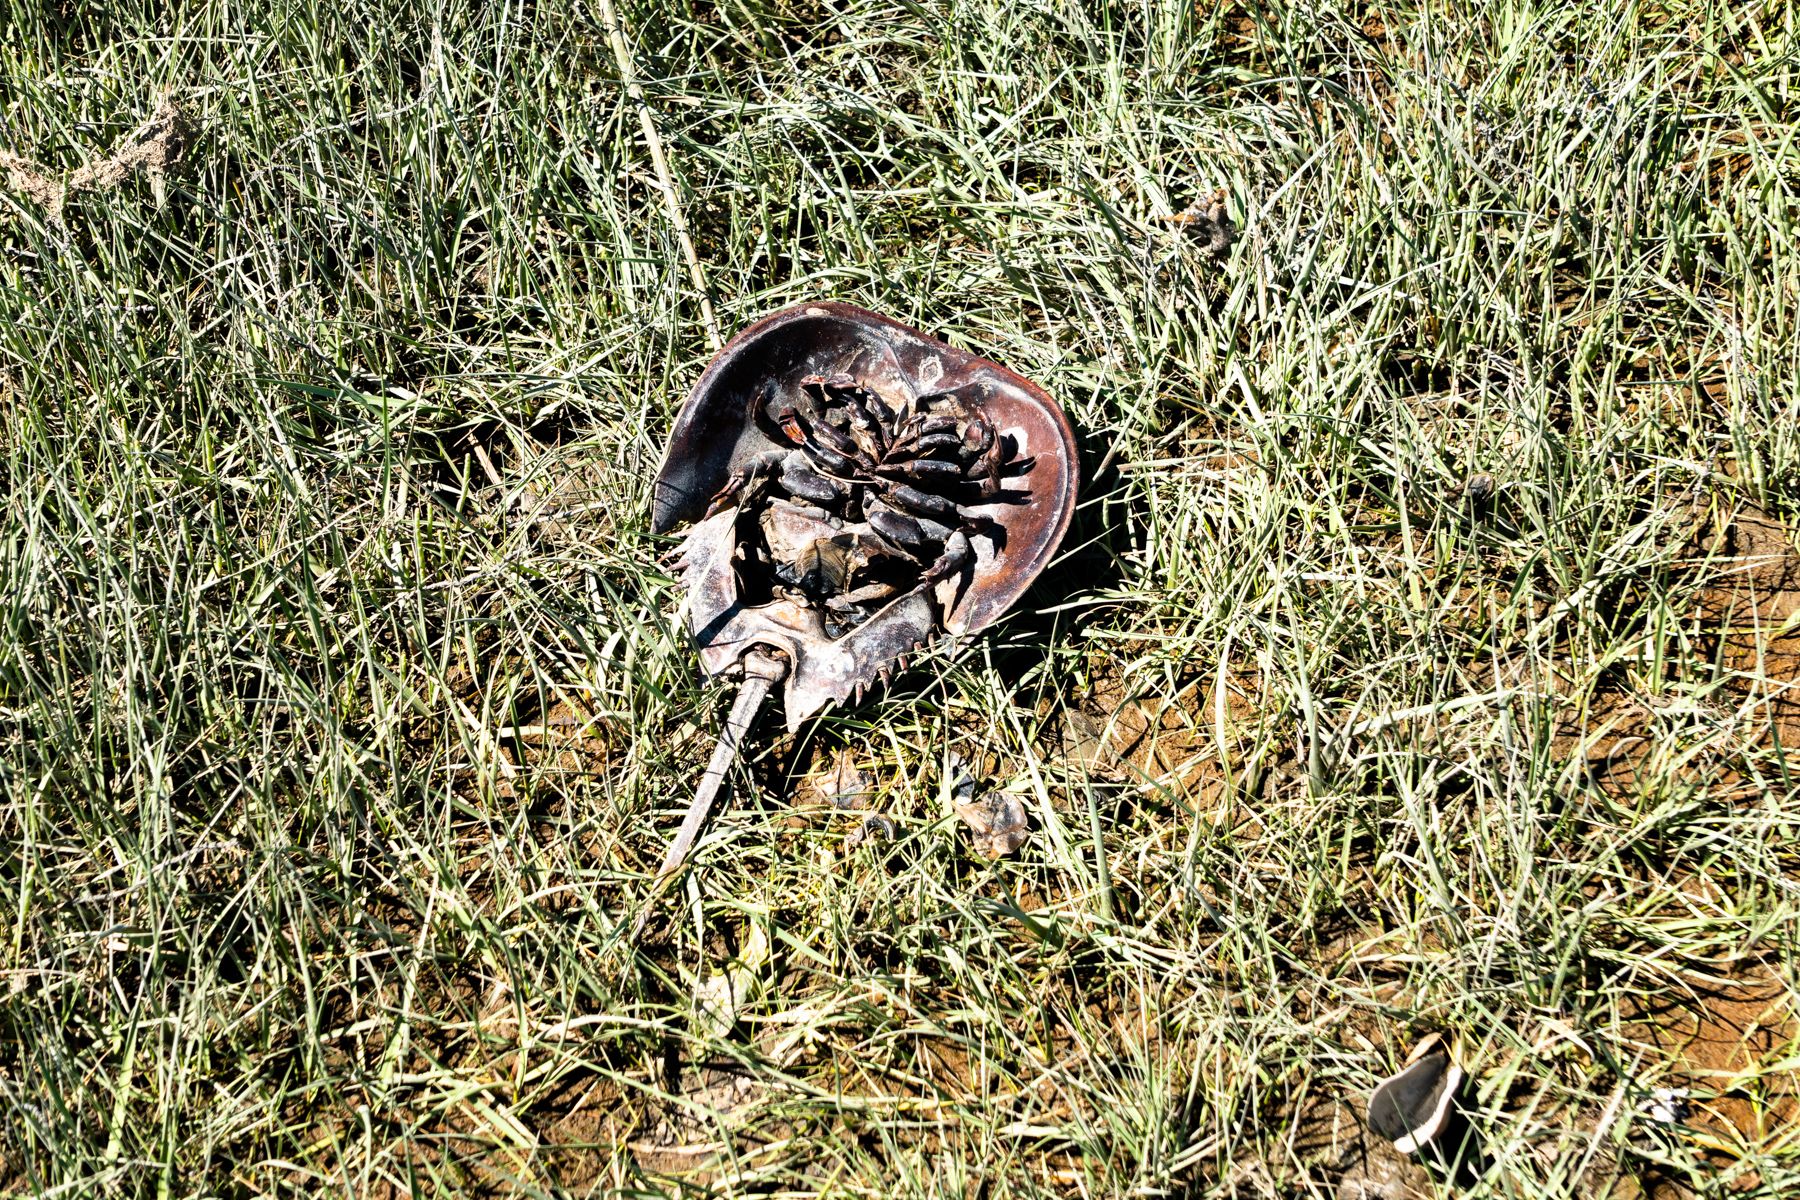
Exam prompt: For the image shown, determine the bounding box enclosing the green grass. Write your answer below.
[3,0,1800,1196]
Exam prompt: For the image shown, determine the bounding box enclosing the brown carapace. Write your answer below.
[637,303,1076,932]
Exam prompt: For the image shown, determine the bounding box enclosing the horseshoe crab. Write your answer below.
[639,302,1077,928]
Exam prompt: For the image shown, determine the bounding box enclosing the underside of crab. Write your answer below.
[714,371,1035,635]
[654,304,1076,730]
[634,303,1077,932]
[673,373,1037,724]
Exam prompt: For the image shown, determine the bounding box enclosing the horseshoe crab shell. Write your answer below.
[652,302,1078,724]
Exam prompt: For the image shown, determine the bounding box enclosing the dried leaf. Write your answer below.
[1158,198,1234,257]
[811,748,872,810]
[691,922,771,1039]
[1457,472,1496,502]
[955,790,1029,859]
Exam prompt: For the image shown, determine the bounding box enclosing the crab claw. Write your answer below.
[923,530,973,585]
[704,449,785,518]
[962,414,992,455]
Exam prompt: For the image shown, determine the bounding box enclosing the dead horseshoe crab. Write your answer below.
[638,302,1077,930]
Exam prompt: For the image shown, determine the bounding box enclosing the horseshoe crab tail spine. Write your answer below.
[631,648,788,941]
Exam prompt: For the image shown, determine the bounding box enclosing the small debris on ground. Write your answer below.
[1158,194,1235,257]
[843,813,895,852]
[1,95,191,221]
[948,754,1029,858]
[690,921,771,1039]
[810,747,873,810]
[0,149,63,210]
[1366,1033,1464,1155]
[1454,472,1496,503]
[1642,1086,1690,1125]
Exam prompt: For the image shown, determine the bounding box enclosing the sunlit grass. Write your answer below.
[2,1,1798,1197]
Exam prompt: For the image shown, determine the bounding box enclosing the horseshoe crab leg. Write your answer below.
[632,648,788,940]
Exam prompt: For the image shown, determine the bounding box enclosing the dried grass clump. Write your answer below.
[0,96,189,221]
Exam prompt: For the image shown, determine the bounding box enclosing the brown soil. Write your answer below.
[625,1064,773,1184]
[1554,504,1800,800]
[509,695,616,784]
[310,505,1800,1196]
[1283,1094,1436,1199]
[1690,507,1800,744]
[1626,965,1800,1160]
[1057,660,1261,803]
